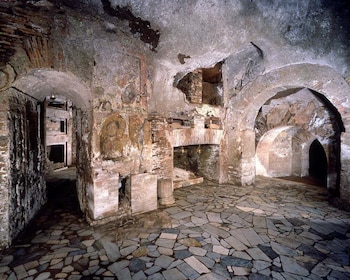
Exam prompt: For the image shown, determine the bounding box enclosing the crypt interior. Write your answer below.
[1,0,350,279]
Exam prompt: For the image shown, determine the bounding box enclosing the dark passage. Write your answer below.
[309,140,328,187]
[46,179,80,213]
[14,168,81,245]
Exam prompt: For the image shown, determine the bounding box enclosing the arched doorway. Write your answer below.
[5,69,92,244]
[309,140,328,187]
[227,64,348,195]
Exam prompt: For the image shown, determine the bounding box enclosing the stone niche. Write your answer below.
[175,62,223,106]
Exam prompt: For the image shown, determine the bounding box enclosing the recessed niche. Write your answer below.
[175,62,223,106]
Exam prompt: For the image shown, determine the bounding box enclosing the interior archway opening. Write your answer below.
[7,69,93,245]
[43,94,80,214]
[254,87,343,192]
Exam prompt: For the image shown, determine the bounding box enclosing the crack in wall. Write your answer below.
[101,0,160,51]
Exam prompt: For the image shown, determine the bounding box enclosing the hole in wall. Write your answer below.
[118,175,131,213]
[48,144,65,163]
[173,144,220,188]
[175,62,223,106]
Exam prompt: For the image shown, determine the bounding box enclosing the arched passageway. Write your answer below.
[227,64,349,202]
[254,86,341,191]
[3,69,92,245]
[309,139,328,187]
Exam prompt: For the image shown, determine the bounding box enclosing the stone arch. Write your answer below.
[228,63,350,199]
[12,69,92,109]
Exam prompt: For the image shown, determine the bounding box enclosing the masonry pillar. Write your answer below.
[150,115,173,180]
[157,178,175,206]
[0,103,9,249]
[241,129,256,185]
[340,132,350,201]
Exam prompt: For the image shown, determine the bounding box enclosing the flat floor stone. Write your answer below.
[184,256,211,274]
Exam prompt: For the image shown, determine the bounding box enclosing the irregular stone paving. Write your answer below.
[1,177,350,279]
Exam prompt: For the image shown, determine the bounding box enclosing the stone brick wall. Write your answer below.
[7,89,46,243]
[150,116,173,180]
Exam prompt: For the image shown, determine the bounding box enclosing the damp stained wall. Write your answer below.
[8,90,46,243]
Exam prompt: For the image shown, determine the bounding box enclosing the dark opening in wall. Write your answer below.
[174,145,200,175]
[48,144,65,163]
[47,99,67,109]
[119,176,128,201]
[309,140,327,187]
[175,62,223,106]
[174,144,220,182]
[60,120,66,133]
[118,175,131,216]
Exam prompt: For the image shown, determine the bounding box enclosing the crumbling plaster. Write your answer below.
[117,0,350,115]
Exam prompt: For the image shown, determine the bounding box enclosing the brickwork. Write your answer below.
[150,116,173,180]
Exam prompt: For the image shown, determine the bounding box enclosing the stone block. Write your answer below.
[130,173,158,214]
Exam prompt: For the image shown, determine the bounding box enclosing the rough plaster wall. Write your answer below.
[0,94,9,248]
[91,36,148,170]
[114,0,350,115]
[8,90,46,242]
[269,130,293,177]
[195,145,220,181]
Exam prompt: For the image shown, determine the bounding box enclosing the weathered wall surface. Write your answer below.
[125,0,350,115]
[0,91,9,248]
[89,35,152,221]
[8,89,46,242]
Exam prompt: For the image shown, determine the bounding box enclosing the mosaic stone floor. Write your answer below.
[1,175,350,279]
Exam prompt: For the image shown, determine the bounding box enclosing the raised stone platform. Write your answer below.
[173,167,204,189]
[173,177,204,189]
